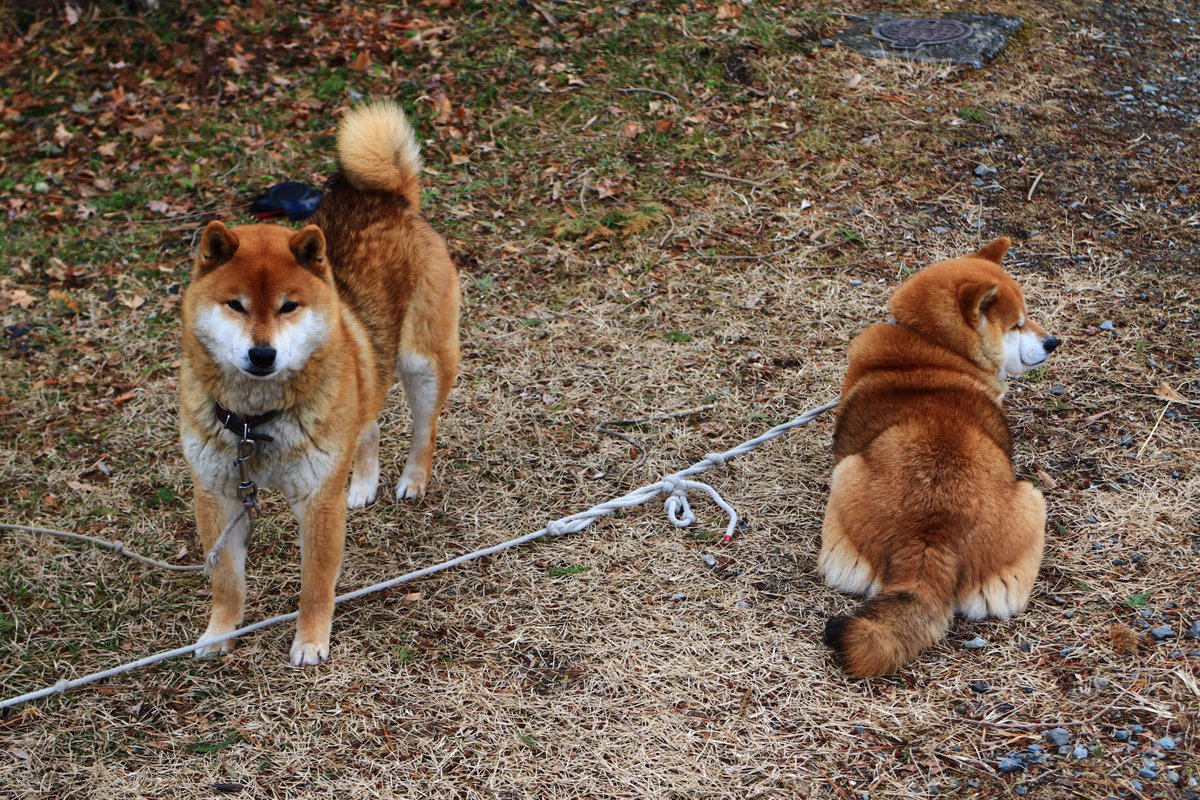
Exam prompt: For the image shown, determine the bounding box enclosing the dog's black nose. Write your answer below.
[1043,337,1061,353]
[248,347,276,369]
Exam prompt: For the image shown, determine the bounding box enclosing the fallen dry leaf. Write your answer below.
[1155,381,1184,403]
[8,288,35,308]
[131,121,164,140]
[1035,468,1058,490]
[621,121,644,140]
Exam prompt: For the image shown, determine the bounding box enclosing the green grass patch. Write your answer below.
[547,564,588,577]
[958,107,988,123]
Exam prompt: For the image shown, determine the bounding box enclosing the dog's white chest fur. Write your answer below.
[184,414,339,507]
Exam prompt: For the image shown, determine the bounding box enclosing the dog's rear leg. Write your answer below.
[193,487,248,657]
[346,422,380,509]
[395,351,455,500]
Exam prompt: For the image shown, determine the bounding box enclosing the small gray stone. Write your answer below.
[974,164,998,177]
[1157,736,1176,750]
[1150,626,1175,641]
[1187,620,1200,639]
[1072,745,1089,760]
[702,554,717,567]
[1138,767,1158,780]
[33,181,50,194]
[670,593,687,601]
[1093,677,1111,689]
[1044,728,1071,747]
[1050,385,1066,395]
[1098,320,1115,330]
[1114,729,1130,741]
[963,636,989,650]
[735,600,749,610]
[997,758,1024,774]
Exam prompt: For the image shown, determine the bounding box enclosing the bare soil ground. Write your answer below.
[0,1,1197,798]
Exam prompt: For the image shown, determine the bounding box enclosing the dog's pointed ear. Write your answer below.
[973,237,1010,263]
[959,281,999,326]
[196,221,239,274]
[289,225,329,279]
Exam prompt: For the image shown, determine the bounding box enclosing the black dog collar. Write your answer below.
[214,402,278,442]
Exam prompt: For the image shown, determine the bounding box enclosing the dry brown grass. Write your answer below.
[1,1,1198,798]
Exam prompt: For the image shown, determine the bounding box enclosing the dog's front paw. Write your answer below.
[290,637,330,667]
[395,467,429,501]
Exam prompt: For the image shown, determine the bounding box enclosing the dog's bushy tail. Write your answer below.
[336,100,422,209]
[824,543,958,678]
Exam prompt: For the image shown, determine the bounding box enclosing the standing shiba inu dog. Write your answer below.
[819,239,1059,678]
[179,102,460,666]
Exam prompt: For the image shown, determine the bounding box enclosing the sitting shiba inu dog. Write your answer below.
[819,239,1059,678]
[179,102,460,666]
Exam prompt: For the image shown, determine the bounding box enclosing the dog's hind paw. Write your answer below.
[195,629,237,658]
[346,480,377,509]
[395,468,428,501]
[290,638,330,667]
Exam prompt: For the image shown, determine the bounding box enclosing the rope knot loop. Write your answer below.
[704,452,727,468]
[545,520,569,537]
[664,486,696,528]
[660,474,684,494]
[53,679,70,695]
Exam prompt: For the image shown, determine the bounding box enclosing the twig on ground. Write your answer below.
[0,593,18,639]
[596,404,716,468]
[617,87,682,105]
[1027,171,1044,201]
[697,170,770,189]
[1136,402,1170,459]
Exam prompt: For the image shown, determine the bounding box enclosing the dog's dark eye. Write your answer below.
[279,301,299,314]
[226,299,246,313]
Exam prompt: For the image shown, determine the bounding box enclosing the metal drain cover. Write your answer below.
[873,18,974,50]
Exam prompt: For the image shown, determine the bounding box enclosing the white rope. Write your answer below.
[0,524,205,573]
[0,398,838,712]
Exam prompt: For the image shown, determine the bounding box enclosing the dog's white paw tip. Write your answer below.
[289,640,330,667]
[194,634,235,659]
[395,481,426,501]
[346,485,377,509]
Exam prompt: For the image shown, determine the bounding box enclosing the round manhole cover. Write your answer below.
[873,18,974,50]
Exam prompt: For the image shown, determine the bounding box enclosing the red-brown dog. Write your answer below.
[179,102,460,666]
[820,239,1059,677]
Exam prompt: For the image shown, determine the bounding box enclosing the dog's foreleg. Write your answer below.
[290,481,346,666]
[346,421,380,509]
[193,486,249,657]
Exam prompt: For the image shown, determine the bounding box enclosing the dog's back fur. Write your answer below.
[309,102,458,412]
[819,240,1054,677]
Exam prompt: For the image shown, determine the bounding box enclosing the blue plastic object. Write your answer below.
[250,181,323,221]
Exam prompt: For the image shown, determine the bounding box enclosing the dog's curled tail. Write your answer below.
[336,101,422,209]
[824,543,958,678]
